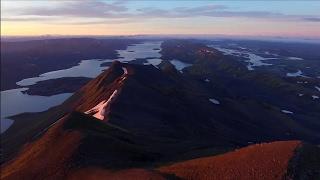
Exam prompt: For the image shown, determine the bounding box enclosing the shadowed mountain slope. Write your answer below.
[2,40,320,179]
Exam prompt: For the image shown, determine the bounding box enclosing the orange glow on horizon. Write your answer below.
[2,17,320,38]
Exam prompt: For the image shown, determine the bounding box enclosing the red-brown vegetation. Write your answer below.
[1,115,83,180]
[67,168,166,180]
[158,141,301,180]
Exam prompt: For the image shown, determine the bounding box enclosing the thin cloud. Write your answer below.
[2,17,41,22]
[19,0,128,18]
[303,17,320,22]
[135,5,308,21]
[1,17,60,22]
[3,1,320,24]
[60,19,138,25]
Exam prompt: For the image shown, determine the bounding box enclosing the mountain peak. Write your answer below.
[158,60,179,75]
[74,61,129,121]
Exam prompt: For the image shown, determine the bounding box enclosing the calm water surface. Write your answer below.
[1,41,162,133]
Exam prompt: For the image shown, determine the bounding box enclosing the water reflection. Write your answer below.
[1,88,72,133]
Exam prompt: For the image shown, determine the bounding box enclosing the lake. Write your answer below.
[1,41,162,133]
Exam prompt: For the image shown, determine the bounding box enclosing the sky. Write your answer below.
[1,0,320,38]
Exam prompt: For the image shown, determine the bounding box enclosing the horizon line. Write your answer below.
[2,34,320,39]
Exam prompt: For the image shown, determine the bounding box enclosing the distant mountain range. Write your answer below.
[3,34,320,44]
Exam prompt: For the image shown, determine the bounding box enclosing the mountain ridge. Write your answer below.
[2,40,320,179]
